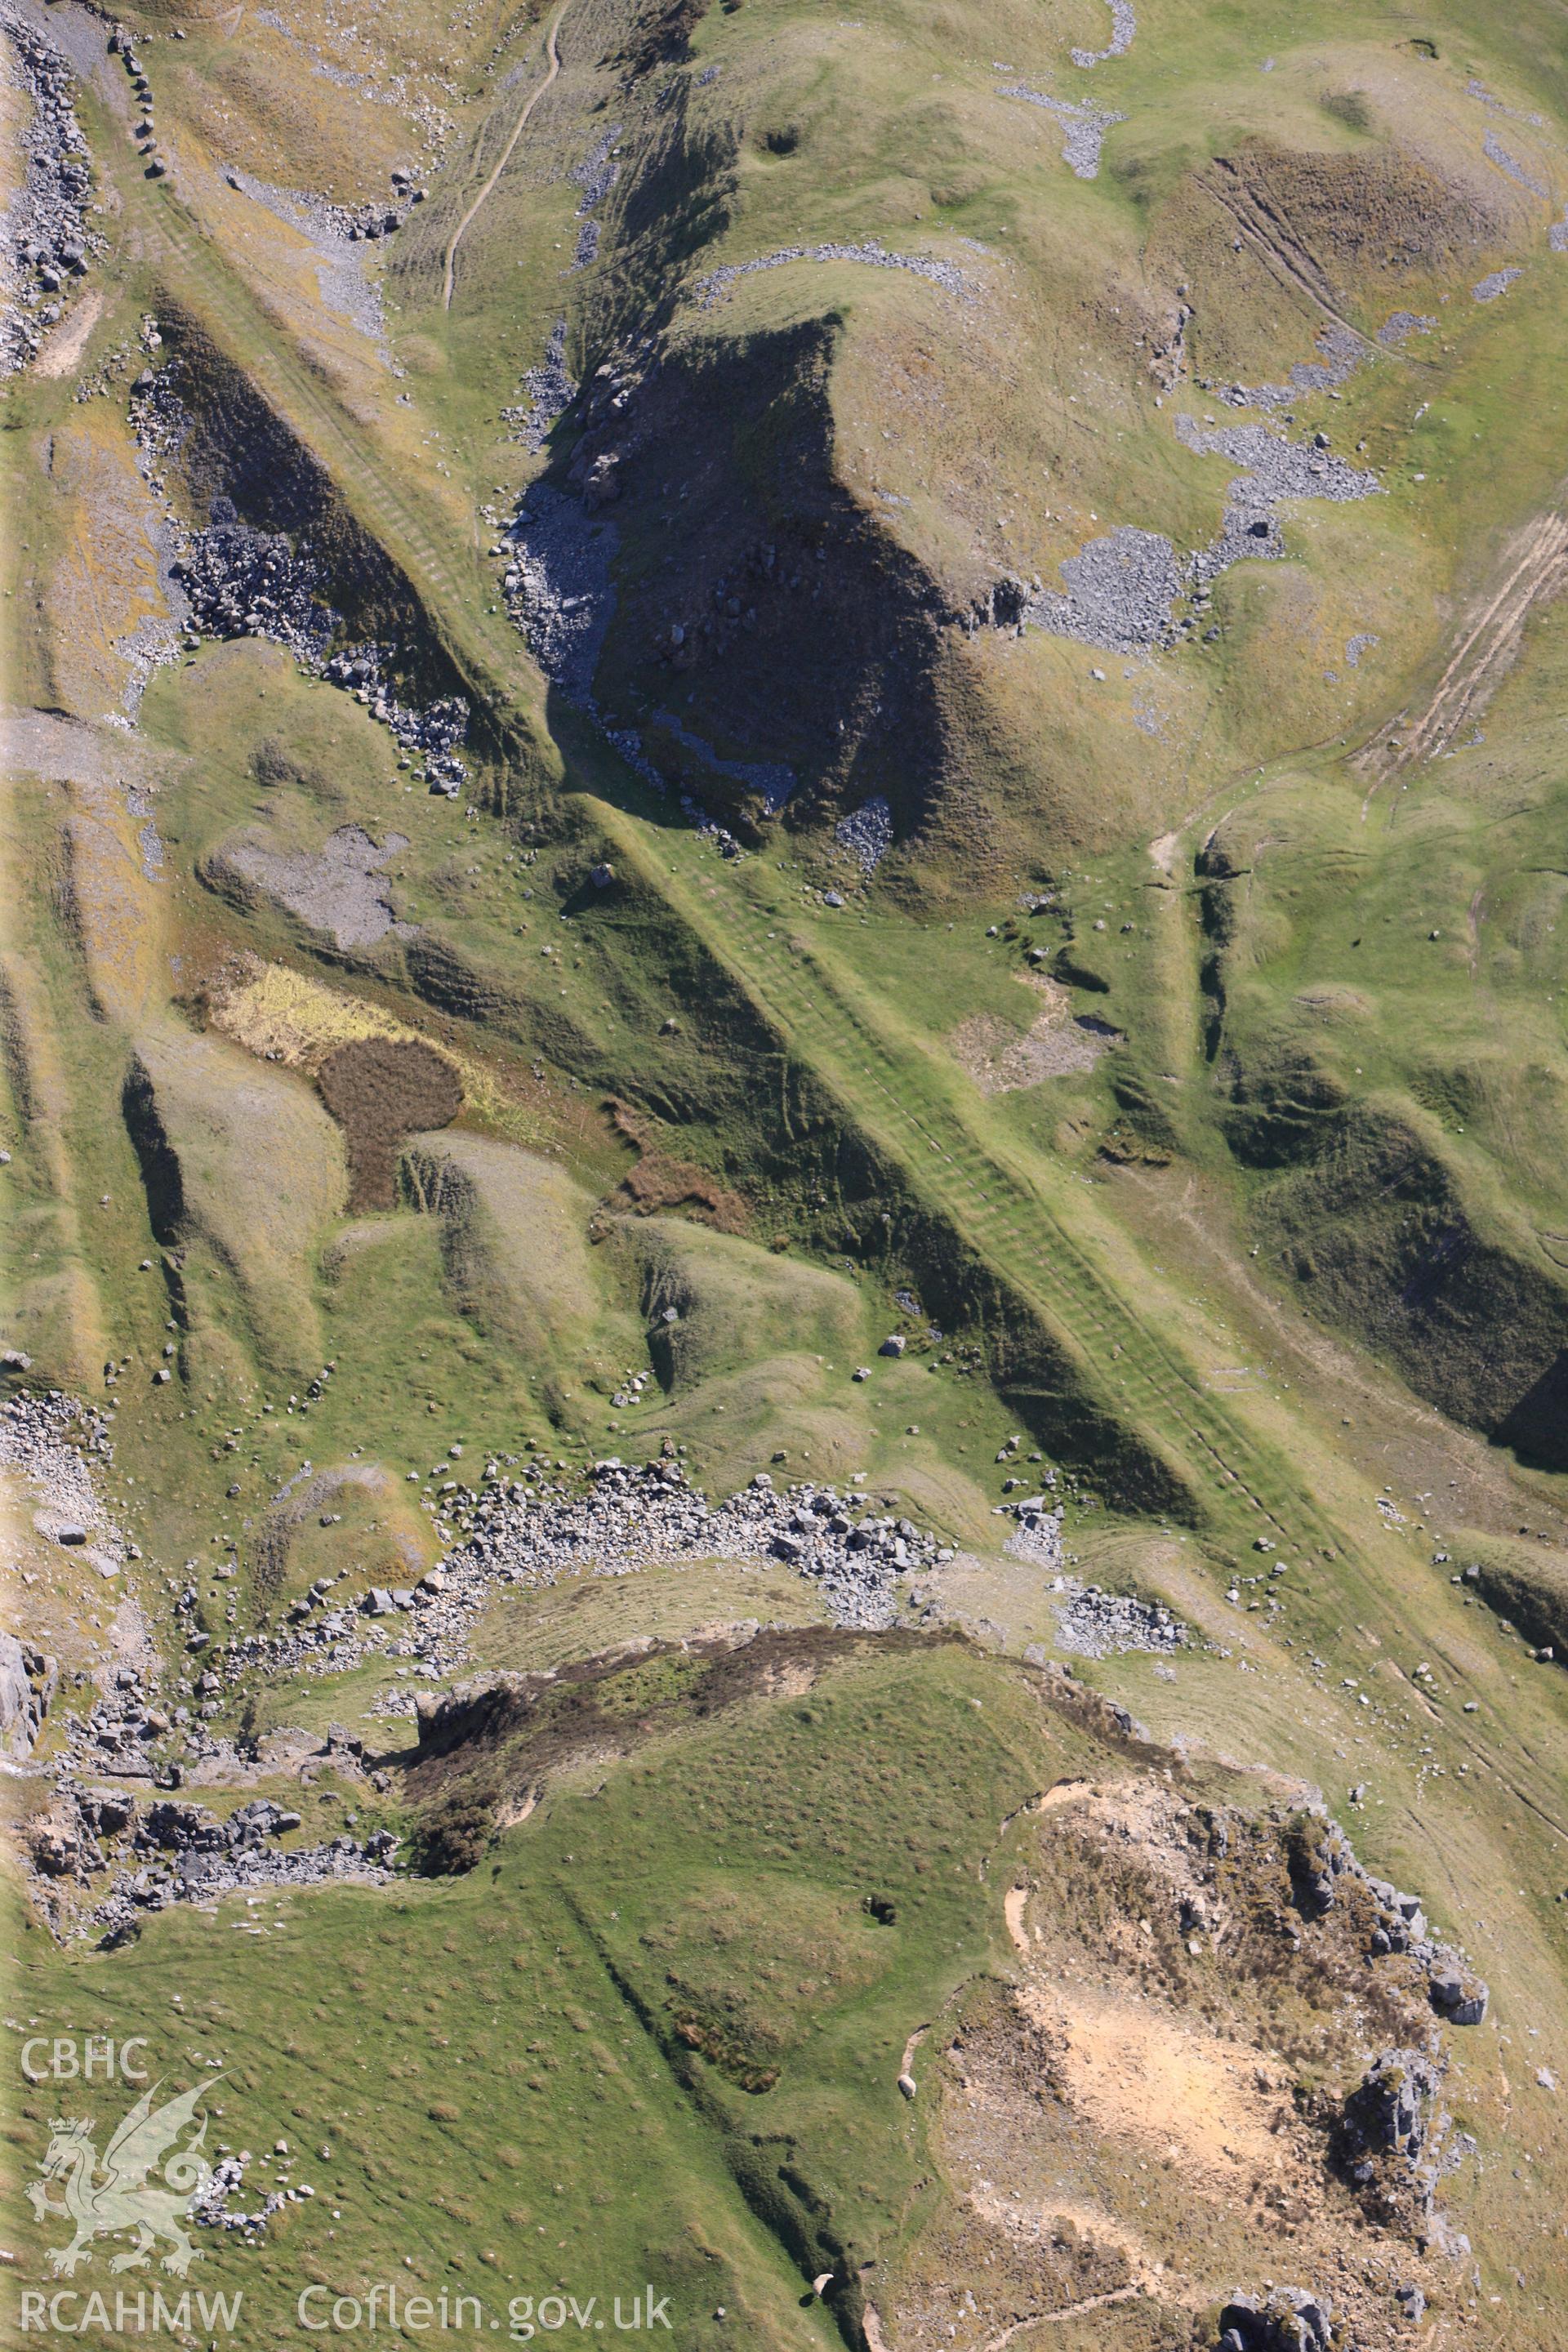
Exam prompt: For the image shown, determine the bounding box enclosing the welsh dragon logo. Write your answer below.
[28,2079,217,2278]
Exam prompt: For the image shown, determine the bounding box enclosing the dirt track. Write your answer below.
[441,0,575,312]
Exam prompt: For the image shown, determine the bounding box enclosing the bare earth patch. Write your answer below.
[1016,1981,1285,2187]
[952,978,1122,1093]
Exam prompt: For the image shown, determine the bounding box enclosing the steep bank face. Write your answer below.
[1250,1098,1568,1468]
[135,306,478,718]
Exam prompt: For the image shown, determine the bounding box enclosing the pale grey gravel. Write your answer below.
[1070,0,1135,68]
[998,83,1125,178]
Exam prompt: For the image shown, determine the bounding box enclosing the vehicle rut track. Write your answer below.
[1359,506,1568,779]
[593,807,1365,1570]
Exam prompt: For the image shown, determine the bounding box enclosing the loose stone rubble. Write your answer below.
[696,238,973,308]
[1217,321,1366,412]
[1482,131,1548,197]
[1472,267,1521,301]
[502,318,576,452]
[503,481,619,702]
[193,2153,290,2242]
[33,1784,399,1944]
[569,123,621,270]
[1466,78,1544,126]
[320,644,470,795]
[835,795,893,872]
[998,84,1126,179]
[111,1459,953,1752]
[1,3,95,378]
[1378,310,1436,347]
[1051,1575,1185,1658]
[220,164,421,352]
[0,1392,122,1564]
[1071,0,1136,68]
[220,823,416,951]
[1021,523,1186,653]
[172,506,337,669]
[983,412,1381,658]
[1176,415,1383,521]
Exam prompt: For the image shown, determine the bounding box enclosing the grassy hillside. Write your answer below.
[8,0,1568,2340]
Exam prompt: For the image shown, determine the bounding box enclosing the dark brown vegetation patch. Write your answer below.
[318,1036,462,1209]
[604,1096,747,1231]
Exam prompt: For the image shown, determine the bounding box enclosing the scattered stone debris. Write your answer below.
[1466,77,1544,127]
[502,318,577,452]
[0,1392,122,1575]
[0,2,95,379]
[1345,632,1379,667]
[835,795,893,872]
[977,402,1381,657]
[571,122,623,213]
[128,1463,951,1748]
[1070,0,1135,67]
[171,505,337,669]
[503,482,618,702]
[997,84,1126,180]
[1001,1497,1065,1570]
[1217,321,1365,412]
[568,123,621,270]
[34,1784,399,1942]
[1552,206,1568,254]
[192,2152,288,2242]
[1472,267,1522,301]
[696,238,973,308]
[128,375,470,790]
[320,644,470,795]
[1020,524,1184,653]
[1050,1569,1186,1658]
[1178,415,1383,522]
[1481,132,1548,197]
[220,165,413,352]
[430,1459,946,1636]
[953,993,1121,1092]
[1378,310,1436,347]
